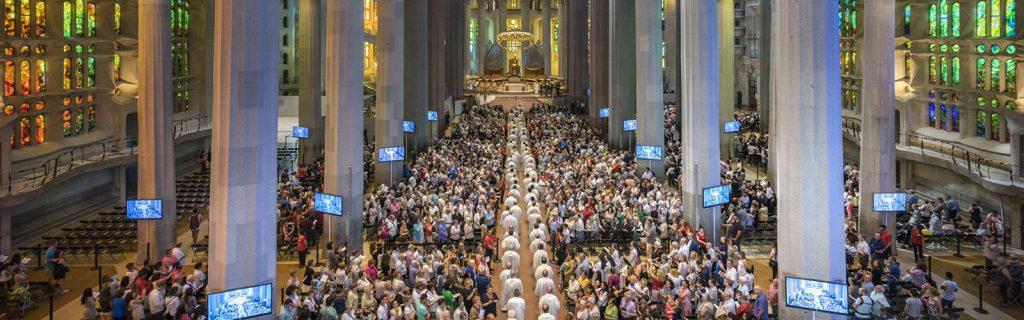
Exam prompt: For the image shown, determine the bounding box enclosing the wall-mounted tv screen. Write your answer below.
[599,108,610,118]
[402,121,415,133]
[378,147,405,162]
[126,200,162,220]
[623,119,637,132]
[427,111,439,121]
[784,277,850,315]
[635,145,663,160]
[702,185,732,208]
[292,126,309,139]
[724,121,740,133]
[872,193,908,212]
[314,193,343,216]
[207,283,274,320]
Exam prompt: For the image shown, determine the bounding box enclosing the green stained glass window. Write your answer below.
[952,57,961,86]
[86,2,94,36]
[992,45,1001,53]
[978,97,987,106]
[992,59,1001,90]
[113,3,120,35]
[940,44,949,52]
[977,44,986,53]
[74,108,83,135]
[1008,101,1017,110]
[73,57,82,88]
[86,57,93,87]
[992,99,999,108]
[1006,59,1016,93]
[930,4,938,36]
[977,111,987,137]
[991,113,1000,140]
[952,2,961,36]
[61,1,70,37]
[992,0,1002,37]
[978,1,988,36]
[1007,0,1017,36]
[1007,45,1016,54]
[905,4,912,35]
[930,44,939,52]
[952,44,961,52]
[941,56,950,85]
[977,58,987,88]
[74,0,82,36]
[940,0,950,37]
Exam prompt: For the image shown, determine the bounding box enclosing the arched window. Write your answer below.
[34,59,44,93]
[3,0,14,37]
[113,3,120,34]
[904,4,912,35]
[977,58,986,89]
[74,0,83,36]
[19,0,30,37]
[991,0,1002,37]
[1007,0,1017,36]
[990,113,1000,140]
[34,1,44,36]
[929,56,938,84]
[977,0,1016,37]
[951,106,960,132]
[18,60,28,95]
[86,57,94,87]
[18,117,30,147]
[282,16,288,28]
[939,105,948,130]
[952,2,961,36]
[977,1,988,36]
[61,57,70,89]
[928,103,937,127]
[61,109,71,136]
[73,57,82,88]
[3,60,15,96]
[74,108,84,135]
[941,56,950,85]
[991,59,1001,91]
[1006,59,1016,94]
[977,110,987,137]
[952,57,961,86]
[86,2,94,36]
[34,114,44,143]
[87,106,95,131]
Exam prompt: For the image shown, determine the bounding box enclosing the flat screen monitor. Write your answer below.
[402,121,415,133]
[314,193,343,216]
[724,121,740,133]
[599,108,609,118]
[427,111,439,121]
[702,185,732,208]
[872,193,908,212]
[378,146,405,162]
[623,119,637,132]
[126,200,162,220]
[207,283,274,320]
[635,145,663,160]
[784,277,850,315]
[292,126,309,139]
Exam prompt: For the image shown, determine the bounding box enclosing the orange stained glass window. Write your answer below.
[34,114,44,143]
[18,60,29,95]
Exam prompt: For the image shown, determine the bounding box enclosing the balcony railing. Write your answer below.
[3,116,212,197]
[842,116,1022,185]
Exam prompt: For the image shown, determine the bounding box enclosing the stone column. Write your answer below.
[208,0,280,294]
[679,0,722,244]
[557,0,566,78]
[635,0,664,178]
[772,1,846,319]
[427,0,447,142]
[1,128,10,195]
[298,0,325,165]
[521,0,531,32]
[476,3,487,76]
[566,0,588,101]
[664,0,679,104]
[137,0,177,264]
[324,0,365,252]
[542,0,552,76]
[718,0,735,157]
[0,213,9,256]
[607,0,635,150]
[498,0,508,74]
[858,0,896,240]
[588,0,608,130]
[404,0,428,153]
[374,0,405,186]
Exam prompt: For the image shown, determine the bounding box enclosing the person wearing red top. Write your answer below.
[909,225,924,262]
[736,296,754,319]
[878,225,892,257]
[296,234,308,267]
[483,231,496,259]
[695,228,710,250]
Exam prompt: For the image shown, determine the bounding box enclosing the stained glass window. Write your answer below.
[952,57,961,86]
[905,4,912,35]
[929,56,938,84]
[939,105,948,130]
[928,103,937,127]
[19,0,29,37]
[1007,0,1017,36]
[61,109,71,136]
[74,57,82,88]
[74,108,83,135]
[19,117,29,147]
[991,0,1002,37]
[941,56,950,85]
[86,57,94,87]
[86,2,94,36]
[87,106,94,131]
[61,57,70,89]
[34,59,44,93]
[34,114,44,143]
[952,2,961,36]
[905,53,913,79]
[62,1,70,37]
[18,60,28,95]
[992,59,1001,91]
[74,0,83,37]
[990,113,1000,140]
[3,104,12,114]
[3,0,14,37]
[940,0,950,37]
[951,107,960,132]
[929,4,938,36]
[977,1,987,36]
[34,1,43,36]
[977,110,987,137]
[977,58,986,89]
[1007,59,1016,93]
[3,60,15,96]
[113,53,120,81]
[112,3,121,34]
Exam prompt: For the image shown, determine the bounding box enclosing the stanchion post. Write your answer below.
[34,244,43,270]
[91,243,101,270]
[973,283,989,314]
[953,232,964,258]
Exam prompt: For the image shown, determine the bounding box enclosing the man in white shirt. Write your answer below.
[502,277,523,309]
[502,250,520,271]
[539,292,561,316]
[533,250,549,270]
[870,285,891,318]
[501,233,520,254]
[535,271,555,297]
[505,289,526,320]
[535,260,554,280]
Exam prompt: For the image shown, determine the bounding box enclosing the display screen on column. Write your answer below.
[784,277,849,315]
[126,200,163,220]
[314,193,343,216]
[427,111,439,121]
[872,193,908,212]
[402,121,415,133]
[599,108,609,118]
[623,119,637,132]
[724,120,740,133]
[378,147,406,162]
[207,283,274,320]
[701,185,731,208]
[635,145,663,160]
[292,126,309,139]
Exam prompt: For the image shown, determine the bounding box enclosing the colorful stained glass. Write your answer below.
[1007,59,1017,93]
[61,109,71,136]
[977,111,987,137]
[1008,101,1017,110]
[991,113,1000,140]
[952,2,961,36]
[34,100,42,110]
[86,2,94,36]
[977,1,988,36]
[86,57,94,87]
[992,0,1002,37]
[113,53,120,81]
[1008,45,1017,54]
[34,59,44,93]
[978,44,987,53]
[87,106,94,131]
[19,117,29,147]
[929,56,938,84]
[74,0,82,36]
[940,0,950,37]
[992,45,1001,53]
[34,1,43,36]
[113,3,121,34]
[19,0,29,37]
[3,0,14,37]
[62,1,70,37]
[977,58,986,89]
[61,58,70,89]
[992,59,1001,90]
[939,105,948,130]
[18,103,28,113]
[3,104,12,114]
[941,56,950,85]
[74,108,83,134]
[928,103,937,127]
[952,57,961,86]
[3,60,15,96]
[73,57,82,88]
[34,114,44,143]
[17,60,28,95]
[1008,0,1017,36]
[929,4,938,36]
[951,107,960,132]
[953,44,961,52]
[905,4,912,35]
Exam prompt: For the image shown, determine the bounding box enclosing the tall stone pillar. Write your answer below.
[1,128,10,195]
[859,1,897,242]
[588,0,608,130]
[772,1,846,318]
[498,0,508,74]
[557,0,566,78]
[664,0,679,104]
[208,0,280,294]
[298,0,325,165]
[0,213,9,255]
[679,0,722,244]
[718,0,735,157]
[566,0,588,101]
[137,0,177,264]
[635,0,664,178]
[607,0,635,150]
[427,0,447,142]
[374,0,405,186]
[453,1,467,98]
[404,0,428,153]
[542,0,552,76]
[476,3,487,76]
[521,0,531,32]
[325,0,365,252]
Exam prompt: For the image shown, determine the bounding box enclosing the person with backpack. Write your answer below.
[188,210,201,244]
[852,287,874,319]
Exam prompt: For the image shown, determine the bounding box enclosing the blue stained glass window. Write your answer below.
[929,103,937,127]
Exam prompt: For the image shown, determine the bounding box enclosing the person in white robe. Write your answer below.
[501,233,520,254]
[535,273,556,297]
[534,261,554,280]
[539,293,561,317]
[532,250,549,270]
[502,278,524,311]
[501,250,521,273]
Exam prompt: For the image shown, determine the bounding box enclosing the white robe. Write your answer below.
[530,227,548,242]
[502,278,524,309]
[533,250,549,270]
[529,213,544,227]
[504,197,518,209]
[531,239,546,254]
[539,293,561,317]
[506,297,526,320]
[502,215,519,233]
[502,251,521,271]
[537,313,556,320]
[535,264,554,280]
[501,236,521,253]
[535,277,556,297]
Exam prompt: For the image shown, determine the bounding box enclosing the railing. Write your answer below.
[2,116,212,197]
[842,116,1021,185]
